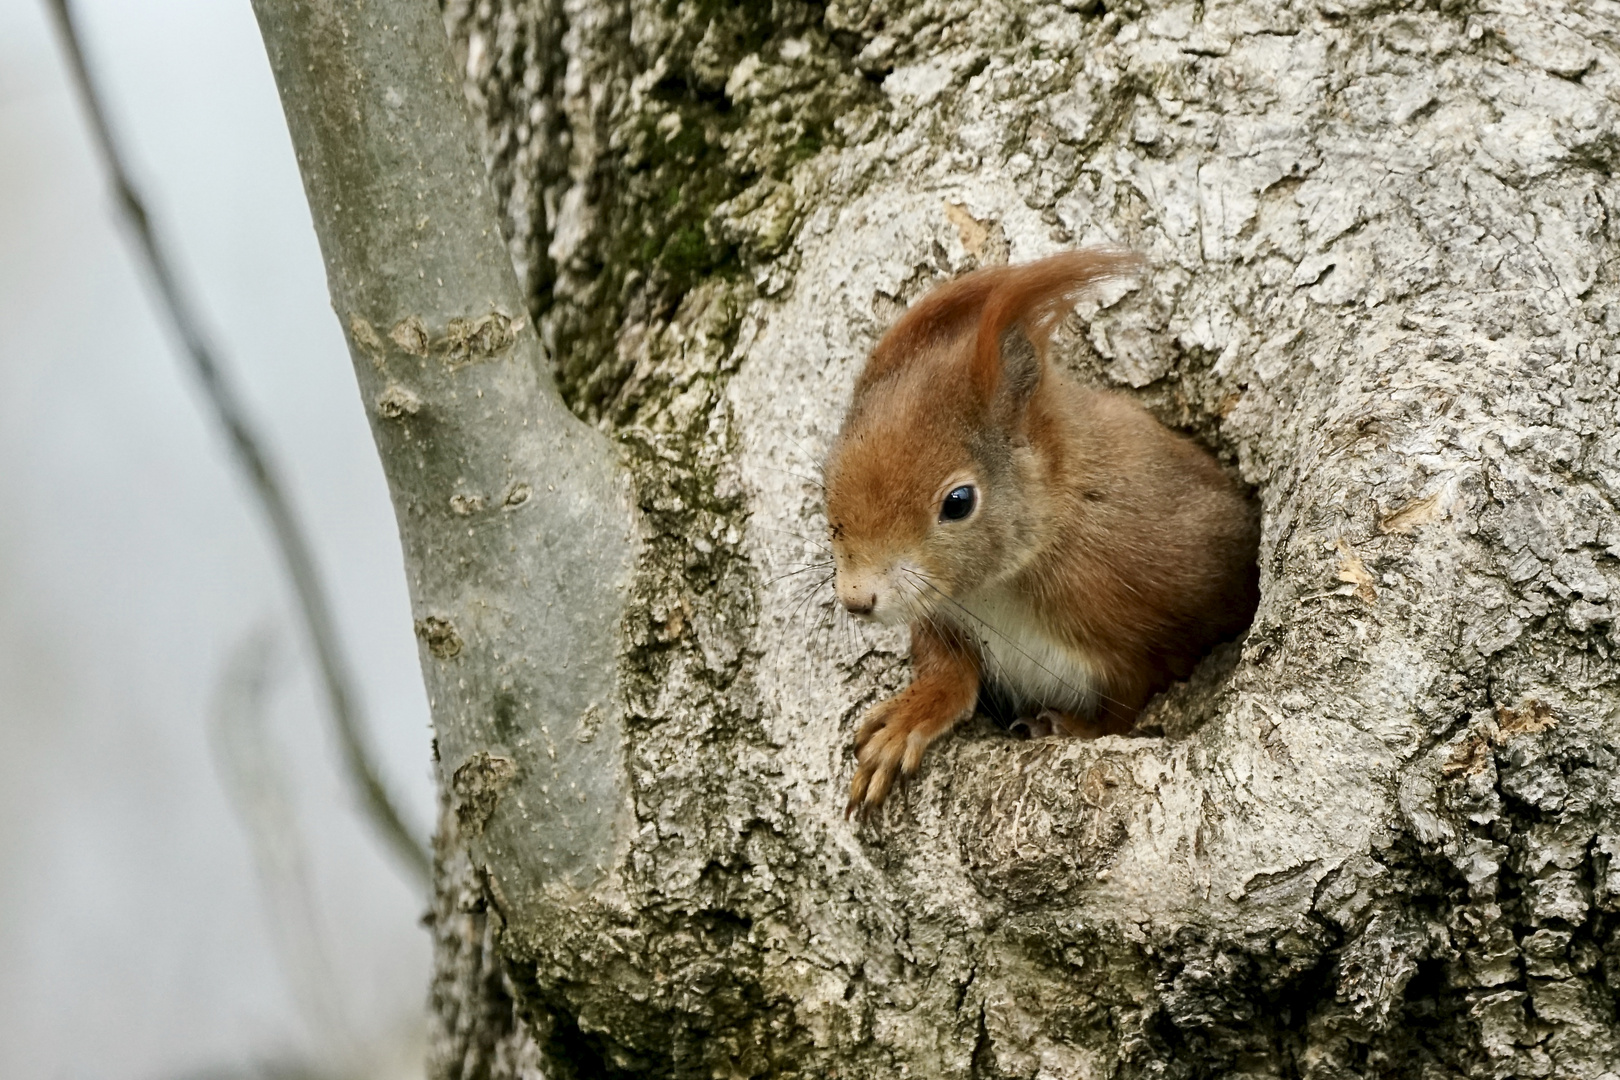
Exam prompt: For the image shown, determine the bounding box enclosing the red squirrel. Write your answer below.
[824,249,1260,814]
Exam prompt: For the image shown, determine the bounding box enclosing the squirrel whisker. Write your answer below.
[752,522,834,554]
[766,561,834,587]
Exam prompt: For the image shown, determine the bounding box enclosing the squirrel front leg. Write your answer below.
[847,620,979,816]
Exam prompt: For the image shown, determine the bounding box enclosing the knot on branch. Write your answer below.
[375,384,421,418]
[444,312,519,365]
[452,751,519,837]
[415,615,464,659]
[359,311,524,368]
[390,315,431,357]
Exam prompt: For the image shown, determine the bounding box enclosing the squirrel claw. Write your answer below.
[1010,712,1056,739]
[1010,708,1117,739]
[1041,708,1119,739]
[847,711,914,815]
[844,769,873,818]
[844,791,880,822]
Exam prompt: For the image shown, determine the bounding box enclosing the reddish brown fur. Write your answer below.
[969,250,1143,399]
[846,620,980,809]
[825,249,1259,815]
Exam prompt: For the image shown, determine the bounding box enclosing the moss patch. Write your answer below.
[540,1,881,425]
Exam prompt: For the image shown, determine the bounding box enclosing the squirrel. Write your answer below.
[824,249,1260,815]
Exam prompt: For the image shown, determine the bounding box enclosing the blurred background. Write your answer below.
[0,0,436,1076]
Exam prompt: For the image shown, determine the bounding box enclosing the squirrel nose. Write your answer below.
[843,593,876,617]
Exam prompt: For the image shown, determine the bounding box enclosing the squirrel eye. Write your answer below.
[939,485,976,522]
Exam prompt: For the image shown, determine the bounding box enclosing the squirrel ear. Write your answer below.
[968,246,1144,405]
[991,323,1042,420]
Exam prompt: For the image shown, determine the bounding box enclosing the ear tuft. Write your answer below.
[856,273,1003,397]
[970,248,1145,402]
[854,247,1145,402]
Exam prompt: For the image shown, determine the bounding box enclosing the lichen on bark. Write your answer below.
[447,0,880,419]
[427,0,1620,1076]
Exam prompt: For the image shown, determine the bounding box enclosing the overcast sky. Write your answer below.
[0,1,436,1076]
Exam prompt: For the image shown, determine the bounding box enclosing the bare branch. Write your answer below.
[209,628,359,1064]
[44,0,431,886]
[249,0,637,900]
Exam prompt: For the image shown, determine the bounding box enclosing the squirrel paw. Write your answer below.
[1011,709,1114,739]
[846,700,933,817]
[1042,707,1117,739]
[1009,712,1057,739]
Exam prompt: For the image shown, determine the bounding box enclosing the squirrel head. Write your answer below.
[823,248,1143,625]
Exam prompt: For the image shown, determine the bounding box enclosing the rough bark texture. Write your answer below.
[422,0,1620,1076]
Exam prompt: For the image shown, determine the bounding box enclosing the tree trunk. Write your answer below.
[267,0,1620,1075]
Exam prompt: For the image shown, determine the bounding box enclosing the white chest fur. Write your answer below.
[954,584,1099,713]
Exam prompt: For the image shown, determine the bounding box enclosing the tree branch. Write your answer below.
[249,0,637,900]
[210,628,359,1063]
[45,0,432,886]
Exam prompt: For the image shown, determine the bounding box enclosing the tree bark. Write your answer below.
[269,0,1620,1075]
[251,0,638,922]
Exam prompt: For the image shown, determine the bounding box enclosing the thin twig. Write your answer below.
[210,628,360,1062]
[44,0,431,887]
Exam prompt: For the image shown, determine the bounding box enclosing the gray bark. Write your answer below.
[251,0,637,906]
[267,0,1620,1076]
